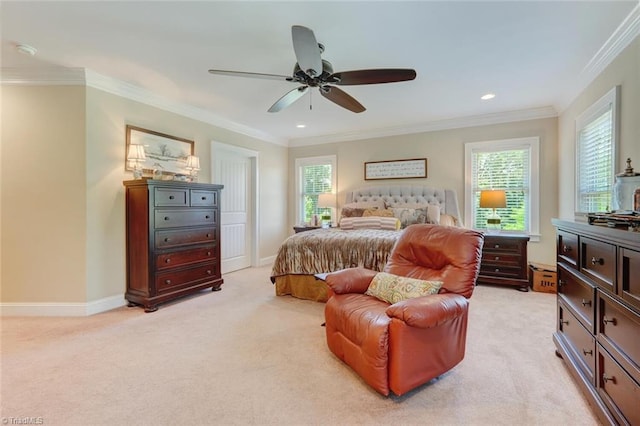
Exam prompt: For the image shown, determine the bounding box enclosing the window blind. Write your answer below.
[472,148,530,231]
[577,107,613,213]
[301,163,332,222]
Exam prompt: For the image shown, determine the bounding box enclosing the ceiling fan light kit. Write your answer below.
[208,25,416,113]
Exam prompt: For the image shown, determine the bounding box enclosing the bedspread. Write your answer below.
[270,228,402,281]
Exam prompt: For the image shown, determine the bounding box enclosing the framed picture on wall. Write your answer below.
[364,158,427,180]
[125,125,194,176]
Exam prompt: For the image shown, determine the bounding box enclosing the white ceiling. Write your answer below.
[2,1,638,146]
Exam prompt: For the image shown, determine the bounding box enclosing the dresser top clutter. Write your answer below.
[123,179,224,312]
[551,218,639,426]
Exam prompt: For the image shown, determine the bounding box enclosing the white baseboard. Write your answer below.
[259,255,276,267]
[0,294,127,317]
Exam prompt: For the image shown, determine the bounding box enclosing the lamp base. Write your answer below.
[486,212,501,233]
[133,167,144,180]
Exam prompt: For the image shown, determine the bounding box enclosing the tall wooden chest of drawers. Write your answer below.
[552,219,640,425]
[124,180,224,312]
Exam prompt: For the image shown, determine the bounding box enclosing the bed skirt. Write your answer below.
[274,275,329,302]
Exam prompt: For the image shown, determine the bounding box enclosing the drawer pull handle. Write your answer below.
[602,375,616,384]
[582,349,593,356]
[165,259,171,264]
[494,244,500,249]
[206,233,212,238]
[169,195,175,200]
[164,237,170,242]
[164,216,170,221]
[494,256,500,261]
[165,279,172,285]
[603,317,617,326]
[494,268,500,272]
[590,257,604,266]
[205,215,210,219]
[581,299,592,307]
[201,196,207,200]
[207,251,211,256]
[559,319,569,326]
[562,245,572,253]
[558,279,565,288]
[206,270,212,275]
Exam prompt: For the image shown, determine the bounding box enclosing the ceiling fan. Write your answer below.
[208,25,416,113]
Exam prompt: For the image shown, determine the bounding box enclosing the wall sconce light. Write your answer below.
[479,189,506,232]
[317,192,337,228]
[185,155,201,182]
[127,144,146,179]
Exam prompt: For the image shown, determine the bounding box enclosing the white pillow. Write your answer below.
[340,216,401,230]
[427,204,440,224]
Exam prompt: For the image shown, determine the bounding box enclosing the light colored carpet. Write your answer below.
[1,265,598,425]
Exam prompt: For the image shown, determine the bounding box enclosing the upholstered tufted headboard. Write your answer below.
[344,185,462,225]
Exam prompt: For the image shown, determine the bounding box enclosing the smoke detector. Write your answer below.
[16,44,37,56]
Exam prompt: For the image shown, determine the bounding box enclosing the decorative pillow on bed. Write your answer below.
[343,200,387,210]
[365,272,443,304]
[339,216,401,230]
[390,207,428,228]
[426,204,440,224]
[439,213,460,227]
[362,208,395,217]
[340,207,368,218]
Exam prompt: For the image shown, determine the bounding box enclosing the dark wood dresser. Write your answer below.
[552,219,640,425]
[477,234,530,291]
[124,180,224,312]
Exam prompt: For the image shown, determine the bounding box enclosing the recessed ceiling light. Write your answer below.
[296,124,306,128]
[481,93,496,100]
[16,44,37,56]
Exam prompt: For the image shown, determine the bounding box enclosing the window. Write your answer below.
[465,137,540,240]
[575,86,619,214]
[295,155,336,224]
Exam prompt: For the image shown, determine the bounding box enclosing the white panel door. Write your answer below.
[215,150,252,273]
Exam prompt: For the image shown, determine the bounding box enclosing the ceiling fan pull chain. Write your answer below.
[309,89,313,110]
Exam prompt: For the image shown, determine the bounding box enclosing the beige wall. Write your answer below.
[289,117,559,265]
[1,84,288,306]
[559,36,640,218]
[84,87,288,301]
[2,86,88,302]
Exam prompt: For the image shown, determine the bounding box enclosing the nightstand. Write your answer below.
[477,233,529,291]
[293,226,321,233]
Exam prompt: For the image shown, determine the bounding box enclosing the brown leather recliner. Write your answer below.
[324,224,484,396]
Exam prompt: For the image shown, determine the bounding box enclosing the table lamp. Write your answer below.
[185,155,200,182]
[479,189,506,232]
[317,193,337,228]
[127,144,146,179]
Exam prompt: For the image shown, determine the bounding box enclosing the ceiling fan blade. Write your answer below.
[268,86,309,113]
[330,69,417,85]
[291,25,323,78]
[320,86,365,113]
[208,69,292,82]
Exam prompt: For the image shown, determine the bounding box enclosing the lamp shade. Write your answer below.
[317,193,336,209]
[479,190,506,209]
[186,155,200,170]
[127,144,146,161]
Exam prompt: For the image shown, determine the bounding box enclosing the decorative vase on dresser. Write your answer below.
[552,219,639,425]
[124,179,224,312]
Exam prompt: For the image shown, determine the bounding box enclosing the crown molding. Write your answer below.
[288,106,558,147]
[1,67,288,147]
[0,67,86,85]
[83,70,287,146]
[556,3,640,113]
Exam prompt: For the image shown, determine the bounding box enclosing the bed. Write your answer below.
[270,185,462,302]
